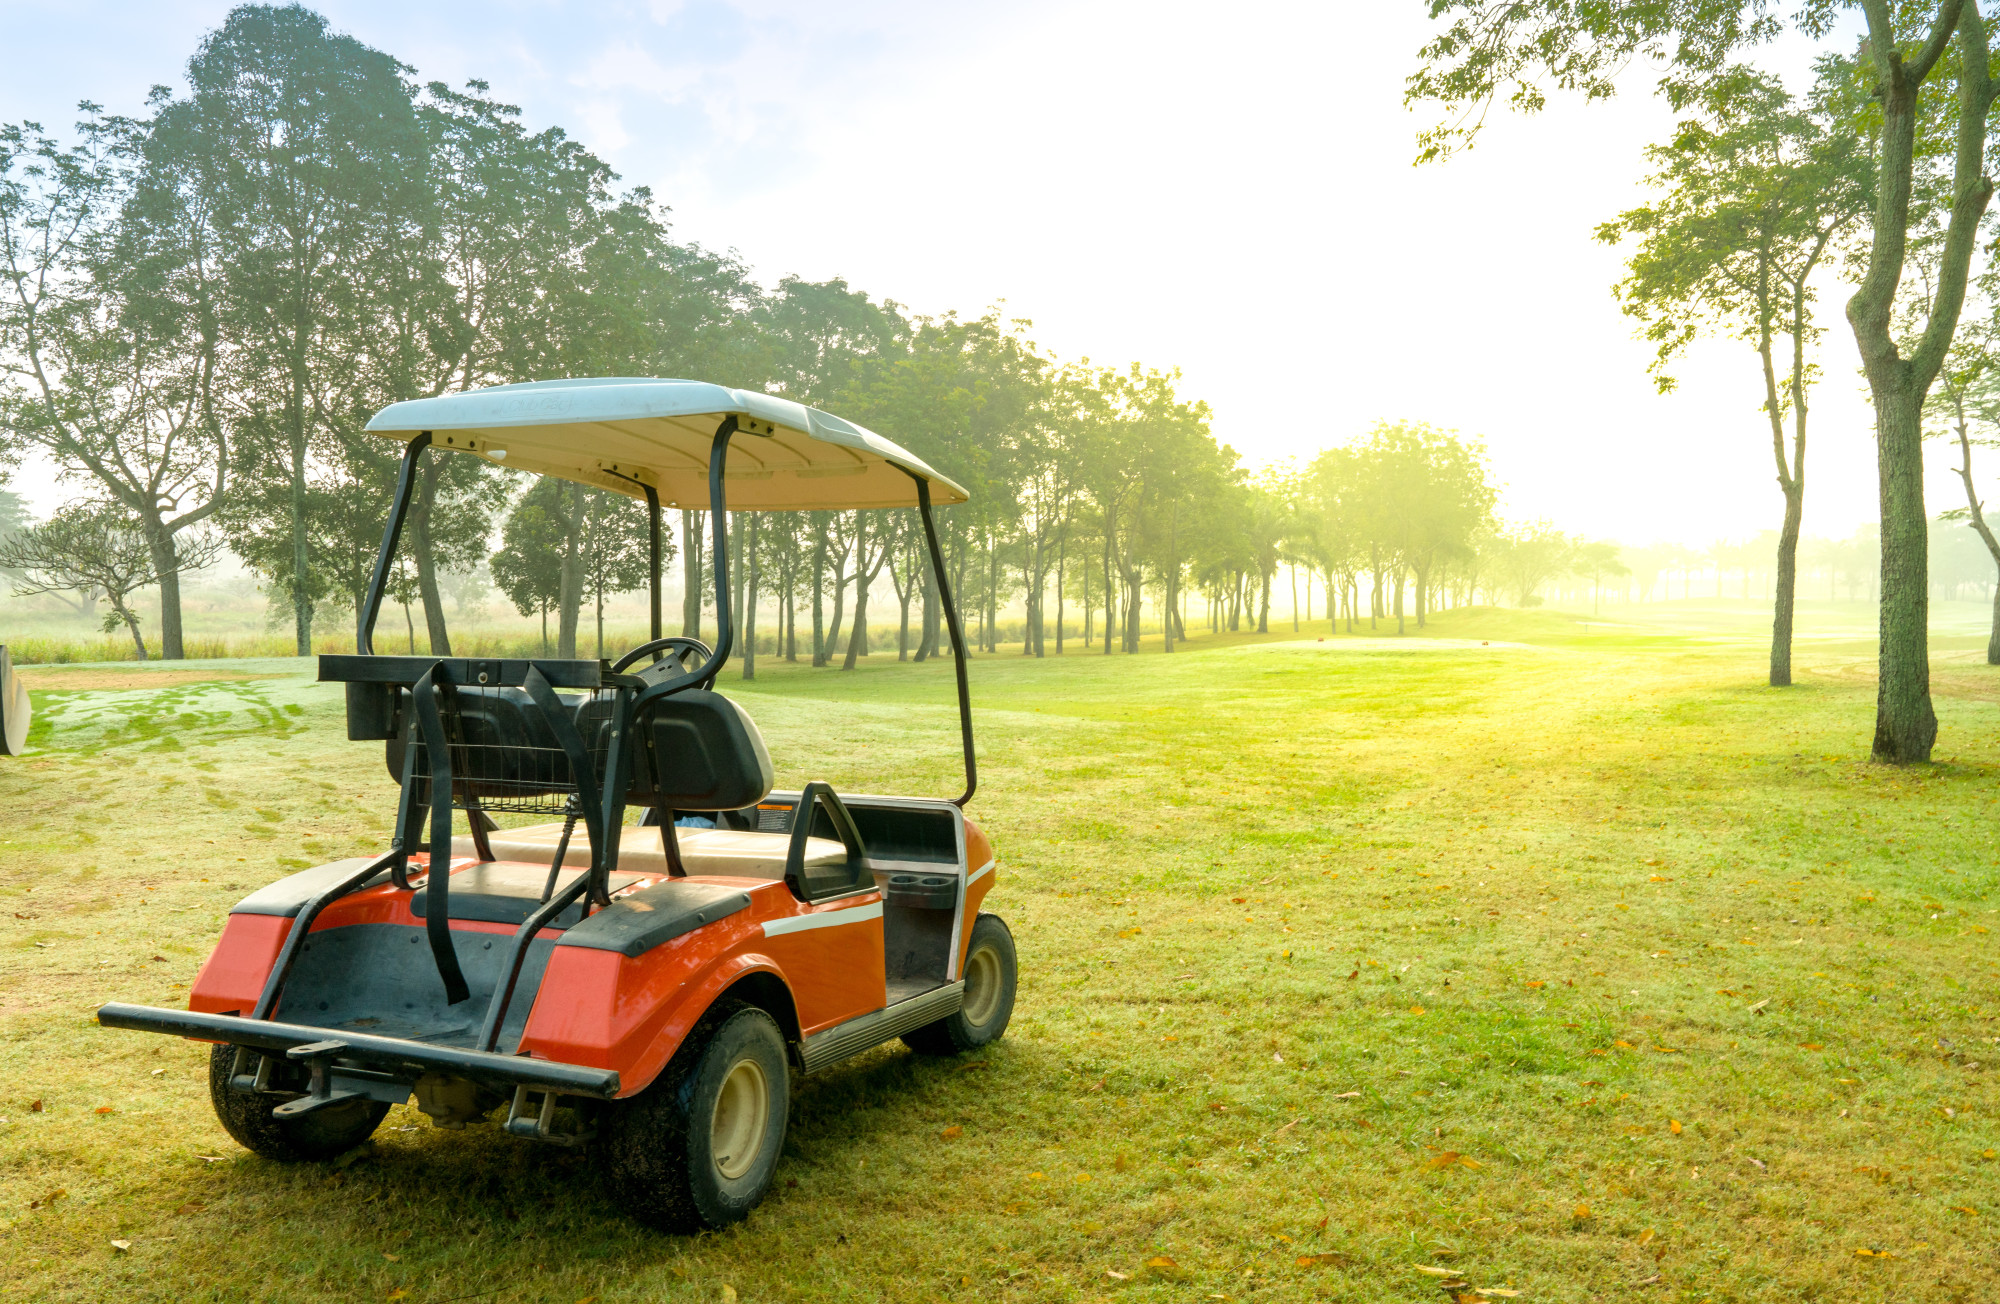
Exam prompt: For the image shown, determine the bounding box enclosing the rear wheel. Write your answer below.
[600,1004,790,1232]
[904,912,1016,1055]
[206,1045,389,1162]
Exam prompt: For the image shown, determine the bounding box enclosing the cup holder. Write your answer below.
[884,873,957,910]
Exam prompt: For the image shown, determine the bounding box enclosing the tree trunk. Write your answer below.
[114,597,149,660]
[1871,383,1936,760]
[681,509,703,640]
[288,389,311,655]
[1771,484,1804,686]
[557,484,585,659]
[811,520,827,665]
[140,520,186,661]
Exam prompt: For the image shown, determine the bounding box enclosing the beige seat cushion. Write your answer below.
[453,821,844,881]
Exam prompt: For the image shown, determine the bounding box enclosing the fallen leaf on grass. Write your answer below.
[29,1100,42,1112]
[387,1292,408,1301]
[28,1188,66,1210]
[1799,1043,1824,1051]
[150,1068,165,1077]
[1637,1228,1656,1246]
[1613,1040,1636,1050]
[175,1202,203,1215]
[957,1061,989,1072]
[1669,1120,1683,1135]
[940,1126,963,1140]
[1479,1291,1523,1298]
[1105,1270,1129,1281]
[1854,1248,1897,1259]
[110,1240,131,1253]
[1331,1091,1361,1099]
[1951,1206,1978,1216]
[94,1106,114,1115]
[381,1252,401,1262]
[1409,1006,1427,1016]
[1573,1203,1593,1220]
[1414,1265,1459,1277]
[1525,981,1545,989]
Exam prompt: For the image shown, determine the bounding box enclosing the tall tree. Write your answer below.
[0,503,221,658]
[165,4,432,654]
[1410,0,1997,762]
[0,110,228,659]
[1596,67,1869,685]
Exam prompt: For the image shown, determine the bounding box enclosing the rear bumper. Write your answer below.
[96,1002,621,1099]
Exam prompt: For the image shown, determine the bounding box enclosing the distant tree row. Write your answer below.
[0,4,1546,667]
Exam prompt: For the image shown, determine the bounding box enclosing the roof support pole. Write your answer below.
[705,417,738,671]
[915,477,977,807]
[644,483,663,645]
[358,432,433,656]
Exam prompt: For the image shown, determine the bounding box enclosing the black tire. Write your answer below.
[206,1045,389,1163]
[903,912,1016,1056]
[599,1004,790,1233]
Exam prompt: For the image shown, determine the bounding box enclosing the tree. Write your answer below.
[491,478,566,653]
[1496,524,1574,607]
[1575,540,1632,614]
[1596,68,1868,685]
[0,503,220,658]
[1410,0,1996,762]
[161,4,432,655]
[0,110,228,660]
[578,487,656,659]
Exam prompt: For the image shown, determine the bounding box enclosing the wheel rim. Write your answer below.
[962,943,1002,1026]
[710,1057,770,1181]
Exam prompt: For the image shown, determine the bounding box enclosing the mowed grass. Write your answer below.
[2,603,1998,1303]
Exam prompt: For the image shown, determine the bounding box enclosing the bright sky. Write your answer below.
[0,0,1954,549]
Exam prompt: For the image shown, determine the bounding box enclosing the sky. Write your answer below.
[0,0,1942,549]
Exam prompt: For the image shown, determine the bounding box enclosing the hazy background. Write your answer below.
[0,0,1906,547]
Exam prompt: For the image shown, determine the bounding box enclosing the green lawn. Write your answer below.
[3,603,1997,1303]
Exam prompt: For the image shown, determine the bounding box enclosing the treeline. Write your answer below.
[0,4,1537,666]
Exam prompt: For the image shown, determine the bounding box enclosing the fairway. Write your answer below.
[4,604,1998,1303]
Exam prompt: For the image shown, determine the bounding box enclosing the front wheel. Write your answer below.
[600,1004,791,1232]
[904,912,1017,1055]
[207,1045,389,1162]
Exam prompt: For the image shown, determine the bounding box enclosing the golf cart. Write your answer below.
[97,378,1014,1231]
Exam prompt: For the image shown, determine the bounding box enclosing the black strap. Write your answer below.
[410,665,472,1006]
[522,665,607,902]
[661,811,687,877]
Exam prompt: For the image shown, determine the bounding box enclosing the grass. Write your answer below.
[2,601,1997,1303]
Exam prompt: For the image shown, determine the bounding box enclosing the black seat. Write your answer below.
[629,690,775,812]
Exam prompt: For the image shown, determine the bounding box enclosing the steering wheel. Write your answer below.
[611,637,715,687]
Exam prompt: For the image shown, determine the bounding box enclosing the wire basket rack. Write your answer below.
[404,686,619,817]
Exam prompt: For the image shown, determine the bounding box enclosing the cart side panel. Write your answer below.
[516,942,793,1098]
[957,821,998,972]
[189,913,291,1015]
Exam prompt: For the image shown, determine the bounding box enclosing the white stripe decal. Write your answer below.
[762,902,883,937]
[967,860,995,886]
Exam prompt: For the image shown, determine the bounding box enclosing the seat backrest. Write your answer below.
[635,690,774,812]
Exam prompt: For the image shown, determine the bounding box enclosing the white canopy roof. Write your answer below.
[364,377,969,510]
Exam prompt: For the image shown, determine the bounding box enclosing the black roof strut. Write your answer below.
[913,474,977,808]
